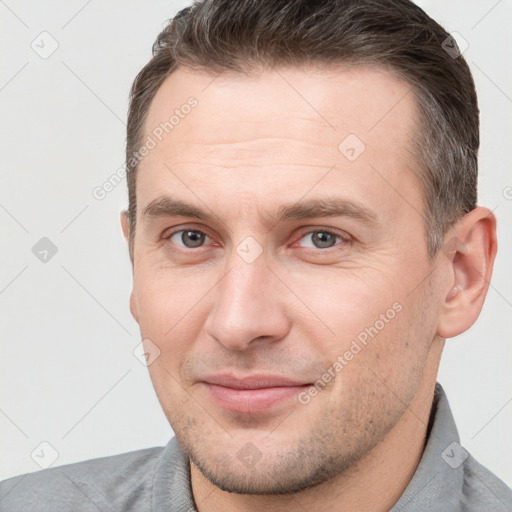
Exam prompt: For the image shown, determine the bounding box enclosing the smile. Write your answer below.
[200,374,312,414]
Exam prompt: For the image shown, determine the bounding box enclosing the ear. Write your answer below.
[120,210,135,262]
[120,211,139,323]
[437,207,497,339]
[120,210,130,240]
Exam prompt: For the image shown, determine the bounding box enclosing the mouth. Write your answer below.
[199,374,312,414]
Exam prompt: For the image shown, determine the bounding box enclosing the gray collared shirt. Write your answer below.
[1,383,511,511]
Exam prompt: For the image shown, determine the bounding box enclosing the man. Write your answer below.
[1,0,511,510]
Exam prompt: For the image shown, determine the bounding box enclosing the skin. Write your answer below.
[121,64,496,512]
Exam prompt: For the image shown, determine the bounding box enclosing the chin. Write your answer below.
[187,437,363,496]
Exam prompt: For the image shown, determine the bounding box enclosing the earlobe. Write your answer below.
[437,207,497,339]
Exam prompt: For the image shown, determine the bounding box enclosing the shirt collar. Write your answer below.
[391,382,464,511]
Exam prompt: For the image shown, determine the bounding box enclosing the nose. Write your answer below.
[204,249,291,351]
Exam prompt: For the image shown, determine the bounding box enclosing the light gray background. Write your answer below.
[1,0,511,487]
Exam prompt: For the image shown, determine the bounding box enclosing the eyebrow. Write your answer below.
[142,195,378,227]
[143,197,209,220]
[272,197,378,226]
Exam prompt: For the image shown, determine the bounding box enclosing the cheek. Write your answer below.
[293,268,431,393]
[288,267,405,351]
[348,287,437,399]
[132,266,210,360]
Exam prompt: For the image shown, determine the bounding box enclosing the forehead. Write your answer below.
[137,64,421,224]
[145,63,416,147]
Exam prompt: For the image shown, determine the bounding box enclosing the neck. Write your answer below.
[191,339,444,512]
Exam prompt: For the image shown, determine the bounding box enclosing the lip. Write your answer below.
[200,374,311,414]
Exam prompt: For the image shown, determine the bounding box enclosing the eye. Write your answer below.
[169,229,210,249]
[296,229,348,249]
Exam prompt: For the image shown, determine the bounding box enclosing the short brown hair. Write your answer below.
[126,0,479,259]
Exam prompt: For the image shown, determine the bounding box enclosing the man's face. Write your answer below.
[128,65,445,493]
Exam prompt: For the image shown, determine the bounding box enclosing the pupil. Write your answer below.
[183,231,204,248]
[313,232,335,248]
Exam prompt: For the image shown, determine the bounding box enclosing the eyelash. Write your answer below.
[163,226,350,251]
